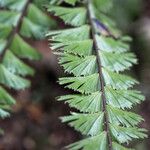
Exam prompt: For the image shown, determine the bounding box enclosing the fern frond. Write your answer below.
[47,0,147,149]
[0,0,56,132]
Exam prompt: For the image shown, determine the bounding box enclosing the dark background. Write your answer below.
[0,0,150,149]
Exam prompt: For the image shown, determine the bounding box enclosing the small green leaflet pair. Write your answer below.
[47,0,147,150]
[0,0,55,131]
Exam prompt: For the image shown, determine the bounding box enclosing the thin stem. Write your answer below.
[0,0,32,61]
[87,1,113,150]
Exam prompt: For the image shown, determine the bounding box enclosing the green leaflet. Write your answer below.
[107,105,144,127]
[27,4,53,28]
[52,40,93,56]
[58,53,97,76]
[96,35,130,53]
[0,40,6,54]
[47,6,87,26]
[47,25,90,43]
[0,11,20,26]
[102,68,138,89]
[59,73,100,94]
[93,0,113,13]
[0,86,15,118]
[105,87,145,109]
[2,51,34,76]
[47,0,147,149]
[10,34,41,60]
[33,0,49,9]
[20,17,48,39]
[0,65,30,90]
[0,0,26,11]
[112,142,134,150]
[67,132,107,150]
[100,51,137,72]
[47,25,92,56]
[0,86,15,105]
[0,109,10,118]
[0,24,12,39]
[20,4,56,39]
[110,124,147,144]
[58,92,102,113]
[61,112,104,136]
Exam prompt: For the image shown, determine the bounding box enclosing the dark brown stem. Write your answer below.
[0,0,32,61]
[87,1,113,150]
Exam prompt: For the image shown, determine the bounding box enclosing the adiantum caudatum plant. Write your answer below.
[47,0,147,149]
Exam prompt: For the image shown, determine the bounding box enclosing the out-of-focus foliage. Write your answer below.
[111,0,142,30]
[0,0,56,132]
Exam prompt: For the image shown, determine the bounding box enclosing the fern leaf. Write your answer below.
[47,0,147,149]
